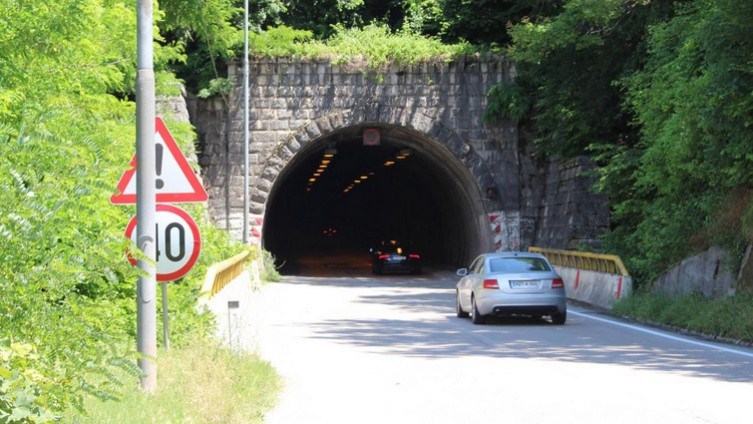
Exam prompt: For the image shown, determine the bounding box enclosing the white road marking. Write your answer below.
[570,309,753,359]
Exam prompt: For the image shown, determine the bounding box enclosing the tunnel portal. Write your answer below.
[263,125,488,272]
[193,56,610,277]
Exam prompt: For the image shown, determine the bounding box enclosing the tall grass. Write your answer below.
[248,24,474,69]
[613,292,753,342]
[67,339,280,423]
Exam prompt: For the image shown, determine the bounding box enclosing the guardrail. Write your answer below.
[529,247,630,276]
[200,250,251,301]
[529,247,631,309]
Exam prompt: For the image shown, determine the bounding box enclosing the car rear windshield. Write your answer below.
[489,257,551,273]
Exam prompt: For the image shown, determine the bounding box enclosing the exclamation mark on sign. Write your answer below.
[155,143,164,189]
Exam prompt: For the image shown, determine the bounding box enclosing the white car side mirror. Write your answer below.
[456,268,468,277]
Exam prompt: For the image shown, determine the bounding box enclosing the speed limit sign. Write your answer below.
[125,204,202,282]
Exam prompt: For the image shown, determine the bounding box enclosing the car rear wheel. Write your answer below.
[551,310,567,325]
[471,295,485,325]
[456,291,469,318]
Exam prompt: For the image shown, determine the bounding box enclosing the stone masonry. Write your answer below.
[188,55,608,252]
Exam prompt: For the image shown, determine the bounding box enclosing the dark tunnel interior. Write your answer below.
[263,125,488,274]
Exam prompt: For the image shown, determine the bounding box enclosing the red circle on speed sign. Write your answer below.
[125,204,202,282]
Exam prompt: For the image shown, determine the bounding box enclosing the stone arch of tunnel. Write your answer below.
[261,123,499,272]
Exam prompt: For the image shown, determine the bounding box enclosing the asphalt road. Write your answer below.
[224,252,753,424]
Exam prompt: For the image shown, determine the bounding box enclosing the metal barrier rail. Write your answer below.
[201,250,251,300]
[529,247,630,276]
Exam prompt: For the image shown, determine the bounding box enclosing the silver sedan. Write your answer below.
[455,252,567,325]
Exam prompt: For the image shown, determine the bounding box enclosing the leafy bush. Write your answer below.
[260,249,282,283]
[0,1,258,420]
[244,23,473,72]
[324,24,473,70]
[484,80,533,124]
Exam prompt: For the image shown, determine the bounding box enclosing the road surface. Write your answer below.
[215,252,753,424]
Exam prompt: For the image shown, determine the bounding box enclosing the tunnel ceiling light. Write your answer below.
[360,175,368,180]
[354,180,361,184]
[384,160,395,166]
[321,159,331,164]
[369,172,375,176]
[308,178,316,182]
[313,172,321,177]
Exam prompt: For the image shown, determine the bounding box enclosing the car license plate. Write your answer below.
[510,280,540,289]
[391,255,406,261]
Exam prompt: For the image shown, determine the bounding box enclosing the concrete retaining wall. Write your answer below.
[553,265,633,310]
[651,247,736,299]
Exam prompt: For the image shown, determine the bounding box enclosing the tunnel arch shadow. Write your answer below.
[259,112,503,275]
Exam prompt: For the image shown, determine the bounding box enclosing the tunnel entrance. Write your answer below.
[263,124,489,275]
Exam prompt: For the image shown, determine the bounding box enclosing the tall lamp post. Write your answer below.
[136,0,157,391]
[242,0,250,244]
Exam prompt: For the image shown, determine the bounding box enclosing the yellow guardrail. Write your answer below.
[529,247,630,276]
[200,250,251,300]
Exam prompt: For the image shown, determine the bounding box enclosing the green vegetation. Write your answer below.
[0,1,277,421]
[244,24,472,67]
[613,292,753,343]
[66,339,280,424]
[486,0,753,284]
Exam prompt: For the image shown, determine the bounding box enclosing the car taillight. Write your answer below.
[483,279,499,289]
[551,278,564,289]
[408,254,420,259]
[378,254,390,260]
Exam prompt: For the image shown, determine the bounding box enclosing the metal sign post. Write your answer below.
[136,0,157,392]
[228,301,240,351]
[243,0,250,244]
[161,283,170,350]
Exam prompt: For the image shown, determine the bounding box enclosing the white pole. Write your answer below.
[243,0,250,244]
[136,0,157,392]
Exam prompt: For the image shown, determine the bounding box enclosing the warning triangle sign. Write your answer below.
[110,117,208,204]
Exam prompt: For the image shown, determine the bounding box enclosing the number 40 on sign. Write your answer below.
[125,204,201,282]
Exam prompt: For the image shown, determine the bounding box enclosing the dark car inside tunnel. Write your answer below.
[262,125,488,275]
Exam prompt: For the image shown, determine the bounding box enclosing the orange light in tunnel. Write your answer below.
[384,161,395,166]
[321,159,331,164]
[360,176,368,180]
[308,178,316,183]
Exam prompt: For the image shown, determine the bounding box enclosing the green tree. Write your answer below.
[0,0,239,418]
[611,0,753,278]
[159,0,287,94]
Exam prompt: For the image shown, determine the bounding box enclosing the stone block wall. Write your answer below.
[189,56,609,252]
[533,156,609,249]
